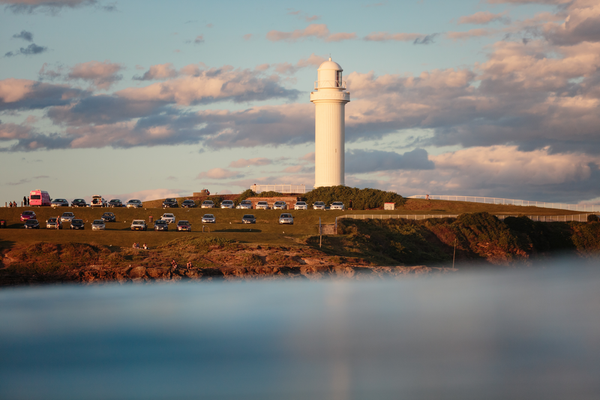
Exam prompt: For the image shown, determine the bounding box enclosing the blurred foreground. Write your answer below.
[1,260,599,400]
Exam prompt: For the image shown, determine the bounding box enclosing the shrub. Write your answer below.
[587,214,599,223]
[303,186,405,210]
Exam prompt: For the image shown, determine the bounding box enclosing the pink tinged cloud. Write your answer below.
[67,60,124,89]
[364,32,426,42]
[197,168,240,179]
[137,63,179,80]
[457,11,509,25]
[266,24,354,43]
[0,122,32,139]
[229,157,272,168]
[446,28,495,40]
[194,35,204,44]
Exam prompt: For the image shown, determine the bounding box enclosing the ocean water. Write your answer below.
[1,262,599,400]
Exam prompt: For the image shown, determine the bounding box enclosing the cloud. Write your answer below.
[243,33,252,40]
[4,43,47,57]
[1,0,99,14]
[67,60,124,90]
[0,78,86,111]
[346,148,434,173]
[266,24,355,43]
[12,30,33,41]
[446,28,496,40]
[197,168,241,180]
[102,188,186,202]
[364,32,438,44]
[117,65,299,106]
[268,53,327,75]
[5,175,49,186]
[194,35,204,44]
[229,157,272,168]
[287,9,320,22]
[457,11,510,25]
[134,63,179,81]
[542,0,600,45]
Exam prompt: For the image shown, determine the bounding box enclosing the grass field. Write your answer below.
[0,198,587,251]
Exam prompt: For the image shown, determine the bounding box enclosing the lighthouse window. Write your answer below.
[336,71,342,86]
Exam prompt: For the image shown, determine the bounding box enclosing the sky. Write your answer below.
[1,0,600,205]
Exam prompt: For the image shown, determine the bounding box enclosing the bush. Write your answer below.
[587,214,599,223]
[256,191,283,198]
[303,186,405,210]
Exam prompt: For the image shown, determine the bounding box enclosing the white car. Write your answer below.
[313,201,326,210]
[201,200,214,208]
[126,199,143,208]
[202,214,216,223]
[161,213,176,224]
[220,200,234,209]
[294,201,307,210]
[256,201,269,210]
[278,213,294,225]
[237,200,253,209]
[130,220,147,231]
[91,219,105,230]
[60,212,75,222]
[330,201,345,211]
[91,195,106,208]
[273,201,287,210]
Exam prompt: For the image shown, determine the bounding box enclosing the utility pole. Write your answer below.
[453,238,457,268]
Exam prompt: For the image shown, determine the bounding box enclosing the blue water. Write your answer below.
[1,263,599,399]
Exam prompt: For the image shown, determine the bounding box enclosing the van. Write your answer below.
[29,190,51,207]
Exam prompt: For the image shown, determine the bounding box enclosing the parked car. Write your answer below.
[71,198,87,207]
[126,199,143,208]
[51,198,69,208]
[273,201,287,210]
[177,220,192,232]
[24,219,40,229]
[106,199,123,208]
[60,212,75,223]
[313,201,326,210]
[278,213,294,225]
[330,201,345,211]
[161,213,175,224]
[154,220,169,231]
[46,217,62,229]
[256,201,269,210]
[162,198,178,208]
[237,200,253,209]
[220,200,234,209]
[202,214,216,223]
[91,220,105,230]
[101,212,116,222]
[181,199,196,208]
[242,214,256,224]
[201,200,214,208]
[20,210,37,221]
[70,219,85,230]
[130,220,147,231]
[90,195,106,207]
[294,201,308,210]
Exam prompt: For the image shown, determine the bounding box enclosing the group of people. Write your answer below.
[132,243,149,250]
[170,260,194,270]
[7,201,18,207]
[6,196,29,207]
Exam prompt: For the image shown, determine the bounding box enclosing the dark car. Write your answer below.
[70,219,85,230]
[101,212,116,222]
[20,210,37,221]
[71,198,87,207]
[242,214,256,224]
[162,198,178,208]
[24,219,40,229]
[108,199,123,208]
[181,199,196,208]
[177,220,192,232]
[154,220,169,231]
[51,198,69,208]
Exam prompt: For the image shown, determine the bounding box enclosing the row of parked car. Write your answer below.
[50,197,144,209]
[19,209,296,230]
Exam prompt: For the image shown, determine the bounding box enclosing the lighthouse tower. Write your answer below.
[310,58,350,188]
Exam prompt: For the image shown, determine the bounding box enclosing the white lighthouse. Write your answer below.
[310,58,350,188]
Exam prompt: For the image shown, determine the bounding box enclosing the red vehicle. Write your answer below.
[29,190,51,207]
[20,210,37,221]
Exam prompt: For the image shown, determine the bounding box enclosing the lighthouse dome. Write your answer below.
[318,58,343,71]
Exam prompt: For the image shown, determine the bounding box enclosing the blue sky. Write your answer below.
[1,0,600,205]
